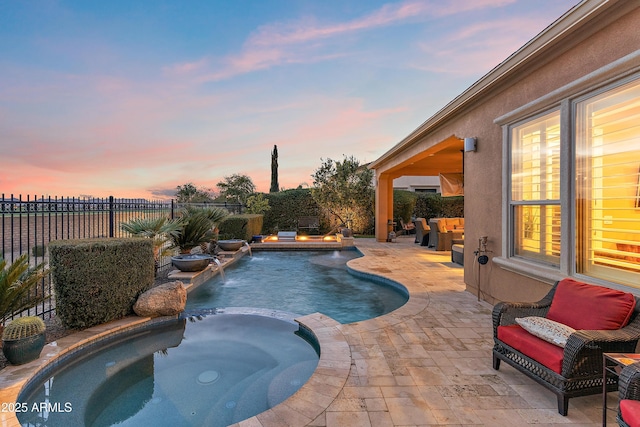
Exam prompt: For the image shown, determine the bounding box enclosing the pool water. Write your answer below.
[18,311,319,427]
[186,250,408,324]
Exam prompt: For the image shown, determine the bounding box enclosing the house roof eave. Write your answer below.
[369,0,628,171]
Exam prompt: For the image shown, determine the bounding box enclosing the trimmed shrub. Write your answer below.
[218,214,263,241]
[31,245,46,257]
[414,193,463,220]
[393,190,418,223]
[49,238,155,329]
[262,189,322,234]
[441,195,465,218]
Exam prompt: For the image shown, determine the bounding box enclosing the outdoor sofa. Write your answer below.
[428,217,464,251]
[492,278,640,416]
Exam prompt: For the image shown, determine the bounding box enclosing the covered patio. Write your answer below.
[371,135,465,243]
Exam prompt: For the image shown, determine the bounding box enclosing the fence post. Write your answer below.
[171,199,175,219]
[109,196,114,238]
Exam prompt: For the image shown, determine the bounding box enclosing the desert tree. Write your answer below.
[175,182,215,203]
[217,174,256,205]
[311,155,374,234]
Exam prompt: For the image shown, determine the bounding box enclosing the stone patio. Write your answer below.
[279,235,611,427]
[0,235,615,426]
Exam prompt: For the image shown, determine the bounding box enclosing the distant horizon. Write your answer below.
[1,0,578,199]
[0,192,254,202]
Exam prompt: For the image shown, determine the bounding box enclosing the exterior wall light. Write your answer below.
[464,137,477,152]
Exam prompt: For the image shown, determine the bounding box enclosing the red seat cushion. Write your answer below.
[620,399,640,427]
[546,278,636,330]
[497,324,564,374]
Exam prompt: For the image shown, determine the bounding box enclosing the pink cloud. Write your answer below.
[163,58,211,77]
[250,98,407,174]
[197,0,517,82]
[1,56,412,197]
[427,0,515,17]
[413,17,555,76]
[247,0,515,47]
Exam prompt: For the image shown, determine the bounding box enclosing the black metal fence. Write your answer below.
[1,194,242,320]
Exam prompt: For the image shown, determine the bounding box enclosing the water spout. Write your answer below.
[212,257,225,281]
[243,241,252,257]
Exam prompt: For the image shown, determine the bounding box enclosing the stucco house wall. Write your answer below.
[370,0,640,303]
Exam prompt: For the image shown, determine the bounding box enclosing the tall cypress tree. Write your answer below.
[270,145,279,193]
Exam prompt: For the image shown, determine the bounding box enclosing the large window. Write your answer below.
[576,80,640,286]
[510,111,561,266]
[507,76,640,288]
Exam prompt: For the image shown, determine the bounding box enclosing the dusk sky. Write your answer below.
[1,0,578,199]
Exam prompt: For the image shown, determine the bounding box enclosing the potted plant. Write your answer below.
[169,207,229,272]
[170,206,229,254]
[0,254,49,330]
[2,316,46,364]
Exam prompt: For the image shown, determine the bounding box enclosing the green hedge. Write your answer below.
[393,190,418,223]
[414,193,464,220]
[218,214,263,241]
[262,189,322,234]
[49,238,155,329]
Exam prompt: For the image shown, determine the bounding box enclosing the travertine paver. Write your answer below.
[311,236,612,426]
[0,235,615,426]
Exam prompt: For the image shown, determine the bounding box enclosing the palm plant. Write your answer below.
[0,254,49,327]
[171,206,229,254]
[121,217,183,261]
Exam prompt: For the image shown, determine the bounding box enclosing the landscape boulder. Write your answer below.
[134,281,187,318]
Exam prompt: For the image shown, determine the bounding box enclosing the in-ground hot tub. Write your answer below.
[17,309,319,427]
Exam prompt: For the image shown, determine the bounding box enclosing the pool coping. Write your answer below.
[0,243,430,427]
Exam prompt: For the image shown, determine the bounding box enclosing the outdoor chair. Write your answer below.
[493,278,640,416]
[297,216,320,234]
[618,362,640,426]
[413,218,430,246]
[399,219,415,235]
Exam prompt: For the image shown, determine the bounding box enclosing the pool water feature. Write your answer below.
[186,250,408,324]
[212,257,225,281]
[18,310,319,427]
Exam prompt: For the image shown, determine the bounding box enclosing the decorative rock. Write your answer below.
[134,281,187,318]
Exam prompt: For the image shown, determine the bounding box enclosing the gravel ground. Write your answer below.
[0,270,172,371]
[0,315,74,371]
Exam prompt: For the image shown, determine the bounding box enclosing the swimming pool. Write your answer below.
[186,250,408,324]
[17,310,319,427]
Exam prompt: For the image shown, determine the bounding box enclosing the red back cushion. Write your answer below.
[546,278,636,330]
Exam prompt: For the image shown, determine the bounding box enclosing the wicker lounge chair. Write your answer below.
[413,218,429,246]
[493,279,640,416]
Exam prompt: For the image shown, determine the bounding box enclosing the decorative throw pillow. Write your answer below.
[515,316,576,348]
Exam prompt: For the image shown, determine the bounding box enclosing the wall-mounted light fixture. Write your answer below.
[464,137,477,152]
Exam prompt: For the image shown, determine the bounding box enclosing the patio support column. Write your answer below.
[375,174,394,242]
